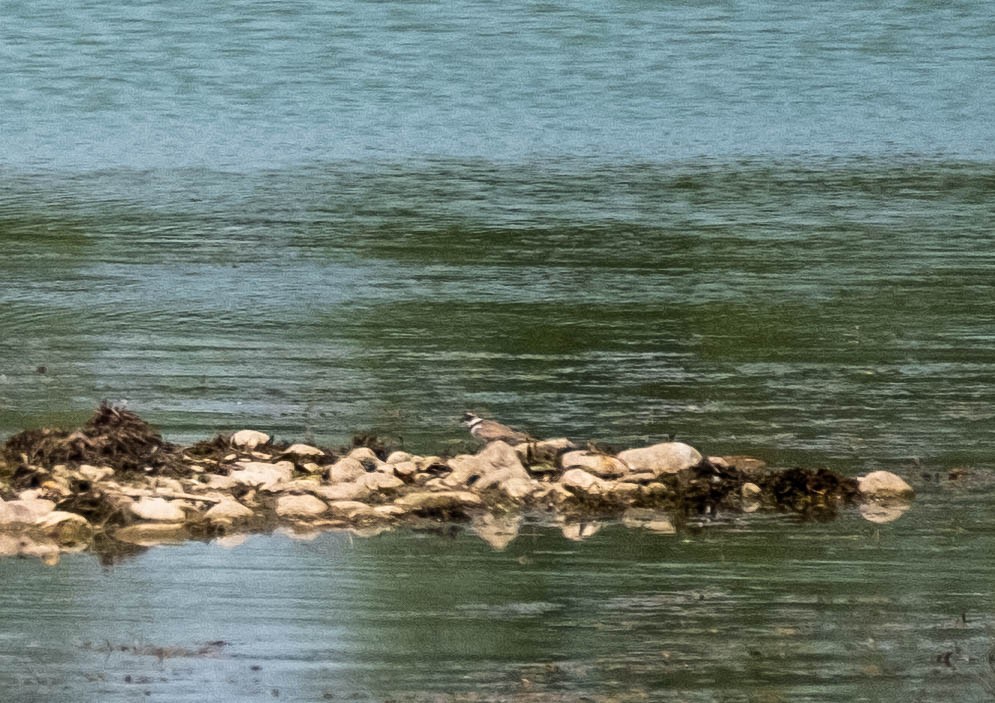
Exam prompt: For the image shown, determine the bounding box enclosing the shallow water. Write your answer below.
[2,0,994,699]
[1,485,993,703]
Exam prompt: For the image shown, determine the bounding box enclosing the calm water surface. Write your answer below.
[2,0,993,700]
[1,486,994,703]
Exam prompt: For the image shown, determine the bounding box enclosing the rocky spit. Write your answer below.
[0,404,915,563]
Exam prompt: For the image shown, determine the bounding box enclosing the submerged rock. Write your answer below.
[616,442,702,476]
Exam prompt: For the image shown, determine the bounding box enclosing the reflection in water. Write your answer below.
[859,500,913,524]
[558,518,603,542]
[0,490,993,702]
[472,512,523,551]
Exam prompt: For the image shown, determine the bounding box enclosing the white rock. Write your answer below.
[204,500,255,523]
[315,482,372,502]
[497,476,536,502]
[560,468,609,495]
[326,501,378,520]
[391,461,419,479]
[560,451,630,478]
[857,471,914,500]
[129,497,186,522]
[272,478,322,493]
[617,442,702,476]
[282,443,326,458]
[0,499,56,524]
[444,454,479,485]
[78,464,115,482]
[36,510,90,530]
[386,451,413,465]
[230,429,271,450]
[327,457,367,484]
[373,504,407,518]
[347,447,383,470]
[204,473,238,490]
[151,477,184,494]
[275,494,328,518]
[414,455,444,471]
[229,461,294,490]
[355,472,404,493]
[607,481,641,502]
[445,441,530,488]
[534,483,574,505]
[741,482,762,499]
[741,482,763,513]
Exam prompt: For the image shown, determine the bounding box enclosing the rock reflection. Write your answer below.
[559,519,602,541]
[621,508,677,534]
[859,500,912,524]
[472,512,522,550]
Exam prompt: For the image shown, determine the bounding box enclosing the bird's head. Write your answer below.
[461,411,480,427]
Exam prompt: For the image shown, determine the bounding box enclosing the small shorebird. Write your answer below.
[461,411,534,445]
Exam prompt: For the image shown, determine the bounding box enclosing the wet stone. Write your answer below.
[275,494,328,518]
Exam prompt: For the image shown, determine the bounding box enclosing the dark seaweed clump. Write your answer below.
[2,401,182,478]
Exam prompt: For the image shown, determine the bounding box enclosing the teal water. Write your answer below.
[2,0,994,700]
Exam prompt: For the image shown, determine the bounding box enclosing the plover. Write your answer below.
[461,411,534,445]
